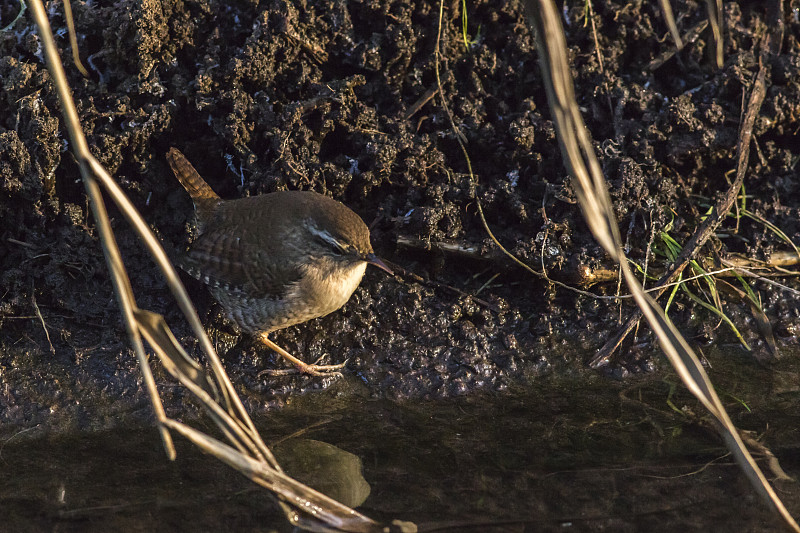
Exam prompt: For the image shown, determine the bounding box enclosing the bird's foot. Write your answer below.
[258,334,347,377]
[258,357,348,378]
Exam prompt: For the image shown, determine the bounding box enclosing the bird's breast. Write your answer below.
[298,260,368,317]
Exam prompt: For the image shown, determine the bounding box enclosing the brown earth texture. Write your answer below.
[1,0,800,486]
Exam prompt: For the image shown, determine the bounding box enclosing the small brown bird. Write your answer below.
[167,147,392,376]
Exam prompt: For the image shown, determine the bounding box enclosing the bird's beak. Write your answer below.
[365,253,393,275]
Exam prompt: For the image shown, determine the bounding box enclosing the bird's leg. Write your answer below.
[257,333,347,377]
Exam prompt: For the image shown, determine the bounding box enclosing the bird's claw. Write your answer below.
[258,358,348,378]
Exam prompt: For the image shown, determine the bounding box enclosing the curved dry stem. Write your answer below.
[26,0,175,460]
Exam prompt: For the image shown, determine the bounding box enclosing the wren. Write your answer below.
[167,148,392,376]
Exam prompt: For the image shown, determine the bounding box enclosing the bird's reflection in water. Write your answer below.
[271,438,371,508]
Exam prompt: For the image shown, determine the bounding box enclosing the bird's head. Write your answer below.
[301,198,393,275]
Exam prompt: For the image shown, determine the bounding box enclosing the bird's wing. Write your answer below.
[179,226,301,300]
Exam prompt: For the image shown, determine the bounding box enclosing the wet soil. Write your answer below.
[2,0,800,528]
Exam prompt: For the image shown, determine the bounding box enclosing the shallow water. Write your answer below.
[3,347,799,532]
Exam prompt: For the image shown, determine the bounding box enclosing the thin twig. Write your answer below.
[404,71,451,121]
[0,0,26,32]
[31,287,55,354]
[705,0,724,69]
[656,0,684,50]
[26,0,176,459]
[62,0,89,76]
[584,1,604,75]
[722,263,800,299]
[648,19,708,71]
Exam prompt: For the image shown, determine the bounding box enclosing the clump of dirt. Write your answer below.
[1,1,800,428]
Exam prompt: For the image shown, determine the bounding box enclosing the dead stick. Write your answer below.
[403,71,451,121]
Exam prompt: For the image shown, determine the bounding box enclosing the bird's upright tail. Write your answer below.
[166,148,221,217]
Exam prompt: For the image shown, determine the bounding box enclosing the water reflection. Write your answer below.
[272,438,371,509]
[1,355,797,531]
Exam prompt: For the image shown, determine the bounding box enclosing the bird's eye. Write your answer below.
[310,227,348,256]
[317,236,346,255]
